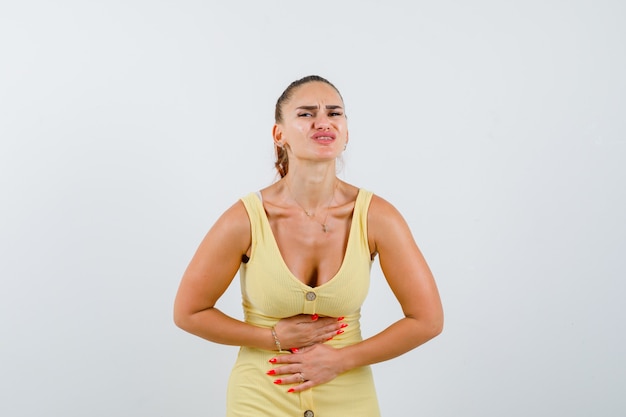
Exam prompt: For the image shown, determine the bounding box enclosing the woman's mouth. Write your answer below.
[312,132,336,142]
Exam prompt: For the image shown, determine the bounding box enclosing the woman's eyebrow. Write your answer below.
[295,105,344,110]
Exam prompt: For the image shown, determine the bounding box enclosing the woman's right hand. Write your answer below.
[272,315,347,351]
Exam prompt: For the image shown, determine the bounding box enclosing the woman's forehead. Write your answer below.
[288,82,343,106]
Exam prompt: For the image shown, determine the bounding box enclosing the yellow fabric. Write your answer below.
[226,189,381,417]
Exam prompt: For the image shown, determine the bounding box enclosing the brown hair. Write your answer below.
[274,75,343,178]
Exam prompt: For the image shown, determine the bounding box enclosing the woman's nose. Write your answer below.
[314,114,331,129]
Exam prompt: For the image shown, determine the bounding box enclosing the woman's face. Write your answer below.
[274,82,348,162]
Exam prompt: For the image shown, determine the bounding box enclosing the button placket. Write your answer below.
[302,290,317,315]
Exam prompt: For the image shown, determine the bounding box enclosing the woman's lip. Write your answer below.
[312,132,336,140]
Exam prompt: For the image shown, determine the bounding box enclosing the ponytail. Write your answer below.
[274,144,289,178]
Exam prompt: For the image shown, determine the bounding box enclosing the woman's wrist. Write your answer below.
[335,345,357,374]
[271,326,283,352]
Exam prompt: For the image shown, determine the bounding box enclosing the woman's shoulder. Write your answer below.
[213,197,252,236]
[367,192,398,213]
[367,192,412,240]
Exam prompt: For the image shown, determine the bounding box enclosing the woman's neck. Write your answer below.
[282,162,338,211]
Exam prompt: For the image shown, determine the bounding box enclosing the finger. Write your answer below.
[288,342,325,353]
[268,355,301,365]
[287,380,315,393]
[304,319,348,343]
[318,324,347,343]
[272,371,308,386]
[271,370,313,390]
[266,363,302,376]
[314,317,348,332]
[314,316,343,325]
[294,327,344,347]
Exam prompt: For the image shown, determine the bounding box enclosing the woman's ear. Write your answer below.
[272,124,283,146]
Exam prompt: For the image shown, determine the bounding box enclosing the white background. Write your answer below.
[1,1,624,416]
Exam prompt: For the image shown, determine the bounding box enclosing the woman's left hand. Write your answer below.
[266,343,344,392]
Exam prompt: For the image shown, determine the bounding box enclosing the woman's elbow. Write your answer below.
[173,311,185,330]
[429,306,444,337]
[420,311,444,341]
[173,307,193,332]
[406,311,443,345]
[430,315,444,338]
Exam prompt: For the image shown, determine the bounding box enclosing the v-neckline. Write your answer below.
[254,189,362,289]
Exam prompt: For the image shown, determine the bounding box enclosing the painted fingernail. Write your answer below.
[287,388,295,393]
[336,329,344,335]
[311,314,319,321]
[326,337,333,341]
[269,358,277,363]
[266,369,276,375]
[274,379,282,384]
[337,316,344,321]
[340,323,348,328]
[290,348,299,353]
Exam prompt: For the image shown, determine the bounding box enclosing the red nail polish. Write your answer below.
[287,388,295,393]
[266,369,276,375]
[326,337,333,341]
[340,323,348,328]
[337,316,344,321]
[269,358,277,363]
[336,329,344,335]
[274,379,282,384]
[290,348,299,353]
[311,314,319,321]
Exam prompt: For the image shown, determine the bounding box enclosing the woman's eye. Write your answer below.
[330,112,343,117]
[298,112,313,117]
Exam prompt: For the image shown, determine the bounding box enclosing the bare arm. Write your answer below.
[173,201,343,350]
[269,195,443,391]
[173,201,276,350]
[339,194,443,366]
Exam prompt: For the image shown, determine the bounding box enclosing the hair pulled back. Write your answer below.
[274,75,343,178]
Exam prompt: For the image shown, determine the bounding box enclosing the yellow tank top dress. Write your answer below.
[226,189,381,417]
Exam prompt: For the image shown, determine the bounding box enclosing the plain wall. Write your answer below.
[1,1,624,416]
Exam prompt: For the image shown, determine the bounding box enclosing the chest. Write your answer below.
[269,211,352,287]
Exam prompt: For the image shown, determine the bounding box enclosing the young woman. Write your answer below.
[174,75,443,416]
